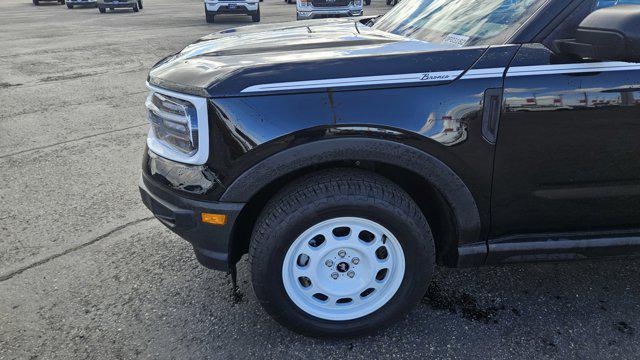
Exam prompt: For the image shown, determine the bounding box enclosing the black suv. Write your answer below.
[140,0,640,337]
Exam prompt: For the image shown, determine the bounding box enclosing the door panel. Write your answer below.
[491,44,640,237]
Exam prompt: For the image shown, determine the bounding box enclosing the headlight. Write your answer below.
[298,0,310,6]
[146,92,198,155]
[353,0,362,5]
[145,85,210,165]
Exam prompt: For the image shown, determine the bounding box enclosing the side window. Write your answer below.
[543,0,640,53]
[543,1,593,51]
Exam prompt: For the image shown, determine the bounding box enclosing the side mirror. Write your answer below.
[555,5,640,63]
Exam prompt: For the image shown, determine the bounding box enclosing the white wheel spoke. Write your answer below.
[364,245,383,267]
[380,252,393,267]
[291,264,308,279]
[300,284,315,293]
[344,295,363,307]
[347,224,367,242]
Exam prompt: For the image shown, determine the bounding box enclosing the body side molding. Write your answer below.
[239,62,640,93]
[486,233,640,264]
[220,137,483,248]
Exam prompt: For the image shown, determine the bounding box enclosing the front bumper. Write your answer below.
[139,173,244,271]
[68,0,97,4]
[296,7,362,19]
[205,1,259,12]
[98,0,134,7]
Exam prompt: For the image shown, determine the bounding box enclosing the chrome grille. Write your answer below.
[311,0,350,7]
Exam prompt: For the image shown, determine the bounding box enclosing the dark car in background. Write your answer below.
[66,0,97,8]
[97,0,142,12]
[140,0,640,336]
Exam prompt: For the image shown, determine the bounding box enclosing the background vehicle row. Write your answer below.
[33,0,399,21]
[33,0,143,12]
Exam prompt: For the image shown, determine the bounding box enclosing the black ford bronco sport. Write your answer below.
[140,0,640,336]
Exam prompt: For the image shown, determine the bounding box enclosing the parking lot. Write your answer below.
[1,0,640,358]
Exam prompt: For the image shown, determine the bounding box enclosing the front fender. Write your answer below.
[220,137,482,247]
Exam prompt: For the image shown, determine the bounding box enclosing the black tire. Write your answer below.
[98,6,105,12]
[138,0,142,9]
[249,169,435,337]
[132,3,138,11]
[59,0,65,4]
[251,8,260,22]
[205,11,215,23]
[365,0,370,5]
[33,0,39,5]
[386,0,391,4]
[67,3,72,8]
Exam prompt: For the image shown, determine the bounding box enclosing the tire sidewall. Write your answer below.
[253,196,434,336]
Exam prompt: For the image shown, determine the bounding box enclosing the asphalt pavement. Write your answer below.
[1,0,639,358]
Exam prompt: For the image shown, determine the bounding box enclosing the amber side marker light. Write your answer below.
[201,213,227,226]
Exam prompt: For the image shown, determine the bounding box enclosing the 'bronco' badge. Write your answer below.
[421,73,452,81]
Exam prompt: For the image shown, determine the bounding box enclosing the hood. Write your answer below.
[148,18,487,97]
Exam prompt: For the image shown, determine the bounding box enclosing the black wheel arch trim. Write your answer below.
[220,137,482,248]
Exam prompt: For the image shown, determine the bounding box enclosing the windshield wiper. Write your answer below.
[364,14,383,27]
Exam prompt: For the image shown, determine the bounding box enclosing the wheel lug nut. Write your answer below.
[338,250,346,258]
[331,272,339,279]
[347,271,355,278]
[325,260,333,267]
[352,257,360,265]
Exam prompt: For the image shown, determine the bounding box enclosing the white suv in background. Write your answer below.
[296,0,363,20]
[204,0,260,23]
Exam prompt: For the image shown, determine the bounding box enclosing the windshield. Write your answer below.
[371,0,549,47]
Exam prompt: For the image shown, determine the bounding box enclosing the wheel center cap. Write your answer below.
[336,262,350,273]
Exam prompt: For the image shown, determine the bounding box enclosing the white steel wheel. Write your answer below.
[282,217,405,321]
